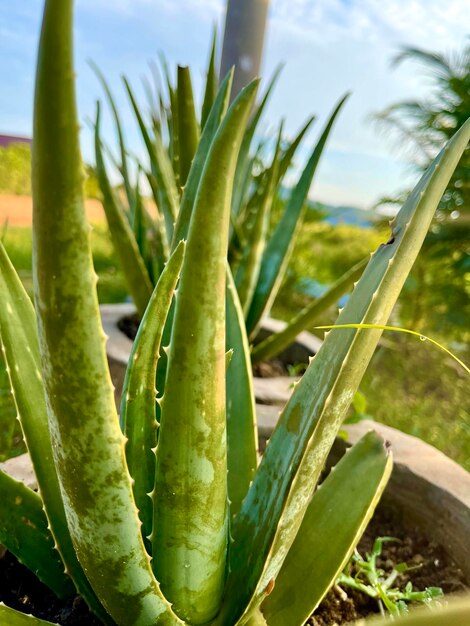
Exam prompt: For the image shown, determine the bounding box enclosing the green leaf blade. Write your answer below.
[153,80,259,624]
[201,29,219,130]
[33,2,182,623]
[177,66,200,186]
[0,604,59,626]
[226,267,258,518]
[235,123,282,315]
[94,103,154,318]
[171,69,233,251]
[216,118,470,626]
[124,78,179,244]
[0,243,106,620]
[262,431,392,626]
[121,241,185,546]
[0,469,74,599]
[354,596,470,626]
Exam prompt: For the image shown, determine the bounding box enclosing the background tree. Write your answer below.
[374,40,470,217]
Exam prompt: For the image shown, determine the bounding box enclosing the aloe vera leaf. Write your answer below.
[177,66,200,187]
[95,103,154,318]
[245,609,268,626]
[201,29,218,130]
[165,65,181,191]
[146,170,171,262]
[276,115,315,185]
[171,69,233,251]
[153,80,258,624]
[0,469,74,599]
[245,93,349,338]
[33,3,182,623]
[354,596,470,626]
[215,119,470,626]
[0,604,59,626]
[157,71,233,424]
[232,65,283,221]
[90,61,135,209]
[120,241,185,546]
[0,243,107,620]
[235,124,282,315]
[124,77,179,243]
[251,257,368,363]
[262,431,392,626]
[226,267,258,518]
[0,341,18,458]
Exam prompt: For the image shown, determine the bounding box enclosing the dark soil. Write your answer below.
[117,313,140,342]
[0,550,102,625]
[309,504,468,625]
[1,505,467,626]
[252,358,288,377]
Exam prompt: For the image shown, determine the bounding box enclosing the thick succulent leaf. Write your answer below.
[124,77,179,243]
[215,119,470,626]
[355,596,470,626]
[171,69,233,250]
[251,257,367,363]
[120,241,185,546]
[0,469,74,599]
[33,2,182,624]
[177,66,200,186]
[95,103,154,318]
[244,610,268,626]
[0,243,106,619]
[0,605,58,626]
[231,66,283,220]
[262,431,392,626]
[0,341,18,457]
[158,56,180,190]
[245,94,349,338]
[226,267,258,518]
[201,29,218,130]
[153,80,259,625]
[145,171,171,263]
[90,61,135,208]
[276,116,315,185]
[235,124,282,315]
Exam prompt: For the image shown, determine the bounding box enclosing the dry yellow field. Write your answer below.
[0,194,105,226]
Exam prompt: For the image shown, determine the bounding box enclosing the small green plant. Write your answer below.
[338,537,443,616]
[0,2,469,626]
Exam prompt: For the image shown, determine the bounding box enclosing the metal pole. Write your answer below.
[220,0,270,100]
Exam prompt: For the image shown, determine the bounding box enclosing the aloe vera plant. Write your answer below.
[0,1,469,625]
[93,47,362,358]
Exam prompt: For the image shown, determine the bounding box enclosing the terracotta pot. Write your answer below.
[100,304,322,408]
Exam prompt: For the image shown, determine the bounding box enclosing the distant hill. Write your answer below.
[307,200,378,228]
[0,134,32,148]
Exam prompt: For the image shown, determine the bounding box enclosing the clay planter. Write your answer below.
[100,303,322,408]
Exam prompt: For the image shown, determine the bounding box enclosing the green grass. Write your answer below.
[1,222,469,471]
[2,224,129,303]
[360,337,470,471]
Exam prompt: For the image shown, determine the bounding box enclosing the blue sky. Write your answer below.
[0,0,468,208]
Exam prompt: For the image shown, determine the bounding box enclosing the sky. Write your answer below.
[0,0,469,209]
